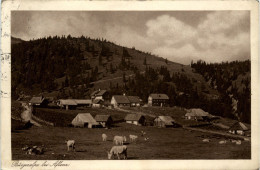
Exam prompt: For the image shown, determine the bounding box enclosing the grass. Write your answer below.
[11,122,250,160]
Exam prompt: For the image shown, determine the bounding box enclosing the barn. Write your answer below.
[94,115,113,128]
[154,116,179,128]
[185,108,212,121]
[228,122,249,136]
[74,99,92,107]
[148,94,169,107]
[111,95,131,107]
[71,113,100,128]
[124,114,145,126]
[58,99,77,110]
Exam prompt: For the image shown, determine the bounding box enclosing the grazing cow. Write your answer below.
[102,133,107,141]
[65,140,75,151]
[219,140,227,144]
[107,145,127,160]
[141,131,146,136]
[202,139,210,142]
[144,137,149,141]
[129,135,138,142]
[113,136,126,145]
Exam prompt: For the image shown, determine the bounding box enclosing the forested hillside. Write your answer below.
[191,60,251,123]
[11,36,250,123]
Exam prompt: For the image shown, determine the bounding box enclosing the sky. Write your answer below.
[11,11,250,65]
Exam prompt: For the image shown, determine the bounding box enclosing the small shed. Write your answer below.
[71,113,100,128]
[59,99,77,110]
[124,114,145,126]
[154,116,179,128]
[94,115,113,128]
[228,122,249,136]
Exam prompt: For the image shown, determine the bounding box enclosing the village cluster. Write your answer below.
[21,89,250,159]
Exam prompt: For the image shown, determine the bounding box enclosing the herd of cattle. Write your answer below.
[65,131,148,160]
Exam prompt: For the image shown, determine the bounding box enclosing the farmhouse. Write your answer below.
[92,99,104,108]
[29,96,47,107]
[71,113,100,128]
[154,116,179,128]
[124,114,145,126]
[91,89,109,101]
[148,94,169,107]
[111,95,131,107]
[185,108,212,121]
[128,96,142,107]
[74,99,92,107]
[58,99,77,110]
[228,122,249,136]
[94,115,113,128]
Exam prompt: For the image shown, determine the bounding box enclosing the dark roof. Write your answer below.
[113,95,130,104]
[149,94,169,100]
[95,115,111,122]
[229,122,249,131]
[93,99,103,104]
[29,96,45,104]
[91,90,107,97]
[125,114,144,121]
[127,96,141,103]
[96,90,107,96]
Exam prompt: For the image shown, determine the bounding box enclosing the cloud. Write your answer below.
[12,11,250,65]
[146,11,250,64]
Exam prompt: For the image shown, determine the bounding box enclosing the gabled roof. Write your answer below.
[149,94,169,100]
[229,122,249,131]
[95,115,112,122]
[29,96,45,104]
[185,108,210,117]
[59,99,77,105]
[125,114,144,121]
[72,113,99,126]
[127,96,141,103]
[155,116,175,125]
[74,99,92,105]
[113,95,130,104]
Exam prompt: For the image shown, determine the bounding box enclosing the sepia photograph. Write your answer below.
[1,1,259,169]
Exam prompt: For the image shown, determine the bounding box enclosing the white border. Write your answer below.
[1,1,259,170]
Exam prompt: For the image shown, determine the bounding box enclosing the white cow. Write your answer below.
[113,136,126,145]
[219,140,227,144]
[129,135,138,142]
[102,134,107,141]
[65,140,75,151]
[202,139,210,142]
[107,145,127,160]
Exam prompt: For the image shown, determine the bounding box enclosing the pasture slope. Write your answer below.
[12,106,251,160]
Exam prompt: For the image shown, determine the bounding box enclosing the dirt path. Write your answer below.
[183,126,250,140]
[114,107,156,118]
[92,71,145,84]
